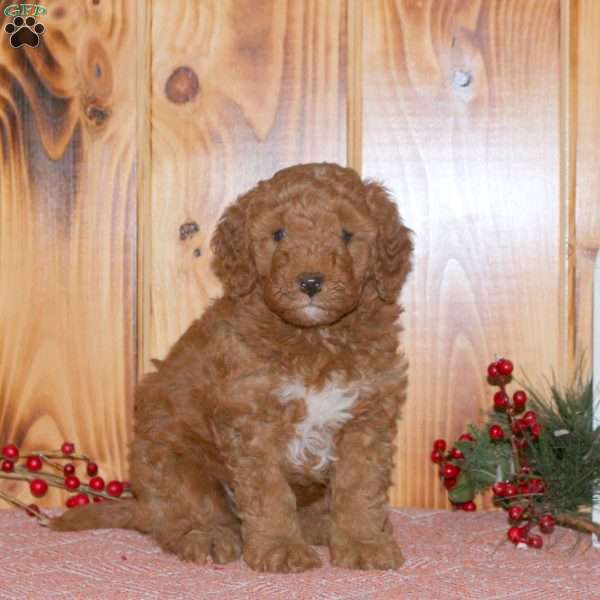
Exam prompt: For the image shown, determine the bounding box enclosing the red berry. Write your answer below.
[2,444,19,461]
[433,439,447,452]
[30,479,48,497]
[458,433,474,442]
[106,480,124,497]
[539,514,555,534]
[508,525,529,544]
[529,478,545,494]
[430,449,444,463]
[493,391,509,410]
[25,456,43,472]
[26,504,39,517]
[61,442,75,455]
[449,447,464,460]
[507,505,525,521]
[530,423,542,439]
[504,483,518,497]
[489,424,504,441]
[487,362,500,378]
[443,477,457,490]
[64,475,80,490]
[522,411,537,426]
[440,464,460,479]
[1,459,14,472]
[74,493,90,506]
[507,526,522,544]
[462,501,477,512]
[492,482,507,497]
[89,476,105,491]
[528,534,543,549]
[86,462,99,476]
[63,463,76,476]
[66,496,78,508]
[496,359,514,376]
[513,390,527,409]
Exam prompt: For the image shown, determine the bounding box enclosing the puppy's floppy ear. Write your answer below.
[210,194,256,297]
[364,181,414,303]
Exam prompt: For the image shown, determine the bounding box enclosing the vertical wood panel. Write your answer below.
[147,0,348,363]
[361,0,561,507]
[573,0,600,366]
[0,0,138,503]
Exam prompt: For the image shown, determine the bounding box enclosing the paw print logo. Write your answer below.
[4,16,45,48]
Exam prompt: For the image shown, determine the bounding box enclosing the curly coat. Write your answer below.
[50,162,414,572]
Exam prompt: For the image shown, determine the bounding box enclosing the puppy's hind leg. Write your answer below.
[132,448,241,564]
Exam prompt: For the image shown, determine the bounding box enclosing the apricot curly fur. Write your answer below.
[50,163,414,572]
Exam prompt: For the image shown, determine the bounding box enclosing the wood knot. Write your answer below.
[85,104,111,126]
[179,221,200,240]
[166,66,200,104]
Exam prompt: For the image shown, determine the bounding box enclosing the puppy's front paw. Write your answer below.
[244,539,321,573]
[176,530,211,563]
[330,536,404,570]
[211,526,242,564]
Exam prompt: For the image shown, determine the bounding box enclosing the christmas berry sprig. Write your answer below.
[0,441,133,524]
[431,358,555,549]
[432,360,600,547]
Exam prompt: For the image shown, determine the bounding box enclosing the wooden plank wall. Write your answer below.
[0,0,598,509]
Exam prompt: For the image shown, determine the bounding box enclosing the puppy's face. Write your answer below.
[251,195,377,327]
[211,163,413,326]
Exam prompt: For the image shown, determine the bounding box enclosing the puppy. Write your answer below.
[51,162,414,573]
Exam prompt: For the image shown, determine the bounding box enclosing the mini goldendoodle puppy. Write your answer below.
[51,162,413,573]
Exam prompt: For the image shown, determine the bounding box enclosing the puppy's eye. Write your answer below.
[341,229,353,244]
[272,229,286,242]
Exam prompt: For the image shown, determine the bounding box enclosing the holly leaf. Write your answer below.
[448,470,475,504]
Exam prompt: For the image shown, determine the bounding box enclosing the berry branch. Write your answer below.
[431,358,600,549]
[554,514,600,536]
[0,441,133,522]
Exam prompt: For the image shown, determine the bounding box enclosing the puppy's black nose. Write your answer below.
[298,273,324,297]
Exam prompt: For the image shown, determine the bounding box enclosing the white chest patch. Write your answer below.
[277,377,361,470]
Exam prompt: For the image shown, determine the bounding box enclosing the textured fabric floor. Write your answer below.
[1,507,598,599]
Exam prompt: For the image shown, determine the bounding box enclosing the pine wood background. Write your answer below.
[0,0,598,508]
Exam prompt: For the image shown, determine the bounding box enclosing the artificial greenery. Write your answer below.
[524,377,598,517]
